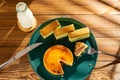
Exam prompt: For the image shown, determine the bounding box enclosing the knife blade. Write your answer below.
[15,42,42,59]
[0,42,42,70]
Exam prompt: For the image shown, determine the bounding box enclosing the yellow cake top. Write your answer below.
[43,45,73,75]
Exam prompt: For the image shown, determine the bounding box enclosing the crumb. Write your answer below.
[89,63,92,67]
[61,75,64,77]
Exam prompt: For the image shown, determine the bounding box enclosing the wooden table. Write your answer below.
[0,0,120,80]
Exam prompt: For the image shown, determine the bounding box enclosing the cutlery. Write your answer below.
[0,42,42,70]
[87,47,120,59]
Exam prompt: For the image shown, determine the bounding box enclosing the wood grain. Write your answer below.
[0,0,120,80]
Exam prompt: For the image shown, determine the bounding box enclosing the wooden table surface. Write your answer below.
[0,0,120,80]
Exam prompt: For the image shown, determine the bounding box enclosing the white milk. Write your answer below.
[16,2,35,28]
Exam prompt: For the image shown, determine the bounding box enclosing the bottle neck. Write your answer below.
[16,2,27,12]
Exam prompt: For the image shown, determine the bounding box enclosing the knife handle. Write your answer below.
[0,57,16,70]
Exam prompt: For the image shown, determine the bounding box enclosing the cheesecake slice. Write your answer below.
[74,42,88,56]
[43,45,73,75]
[54,24,75,40]
[40,20,60,39]
[68,27,90,42]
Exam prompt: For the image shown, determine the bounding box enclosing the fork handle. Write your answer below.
[99,51,120,59]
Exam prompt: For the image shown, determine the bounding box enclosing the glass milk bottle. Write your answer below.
[16,2,37,32]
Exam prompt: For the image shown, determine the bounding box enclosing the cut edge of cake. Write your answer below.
[40,20,61,39]
[68,27,90,42]
[74,42,88,57]
[54,24,75,40]
[43,45,74,75]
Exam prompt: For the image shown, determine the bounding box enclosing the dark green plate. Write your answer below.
[28,18,98,80]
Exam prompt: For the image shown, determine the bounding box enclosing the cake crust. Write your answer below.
[40,20,60,39]
[54,24,75,39]
[68,27,90,42]
[43,45,73,75]
[74,42,88,56]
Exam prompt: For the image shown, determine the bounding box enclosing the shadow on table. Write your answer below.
[95,44,120,69]
[0,0,119,79]
[5,0,33,5]
[0,0,34,72]
[95,41,120,79]
[28,1,120,80]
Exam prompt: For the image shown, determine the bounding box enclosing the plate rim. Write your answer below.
[28,17,98,80]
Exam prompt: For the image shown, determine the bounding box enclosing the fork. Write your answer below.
[87,47,120,59]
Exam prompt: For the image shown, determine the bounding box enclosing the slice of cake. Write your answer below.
[40,20,60,39]
[43,45,73,75]
[68,27,90,42]
[74,42,88,56]
[54,24,75,40]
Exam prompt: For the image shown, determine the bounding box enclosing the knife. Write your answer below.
[0,42,42,70]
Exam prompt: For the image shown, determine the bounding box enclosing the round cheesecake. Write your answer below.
[43,45,73,75]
